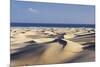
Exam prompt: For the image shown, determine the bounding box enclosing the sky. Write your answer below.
[11,0,95,24]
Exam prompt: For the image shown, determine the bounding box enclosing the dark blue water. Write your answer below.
[11,23,95,28]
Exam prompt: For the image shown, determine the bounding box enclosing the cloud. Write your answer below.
[28,8,39,14]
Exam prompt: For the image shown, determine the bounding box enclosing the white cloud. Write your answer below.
[28,8,39,14]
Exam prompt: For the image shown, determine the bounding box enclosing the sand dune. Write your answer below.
[10,27,95,66]
[11,40,83,66]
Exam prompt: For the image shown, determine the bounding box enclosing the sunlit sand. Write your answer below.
[10,27,95,66]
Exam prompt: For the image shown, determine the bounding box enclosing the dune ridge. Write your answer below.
[10,27,95,66]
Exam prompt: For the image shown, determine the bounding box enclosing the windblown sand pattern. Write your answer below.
[10,27,95,66]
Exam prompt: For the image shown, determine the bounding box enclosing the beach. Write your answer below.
[10,27,95,66]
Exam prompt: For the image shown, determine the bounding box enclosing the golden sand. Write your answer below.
[10,27,95,66]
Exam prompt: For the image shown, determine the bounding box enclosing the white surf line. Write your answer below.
[17,0,95,5]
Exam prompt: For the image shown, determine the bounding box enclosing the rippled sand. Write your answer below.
[10,27,95,66]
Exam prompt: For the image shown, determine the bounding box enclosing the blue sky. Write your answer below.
[11,0,95,24]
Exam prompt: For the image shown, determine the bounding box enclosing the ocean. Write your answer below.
[11,23,95,28]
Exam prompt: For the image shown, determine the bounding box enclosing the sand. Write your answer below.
[10,27,95,66]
